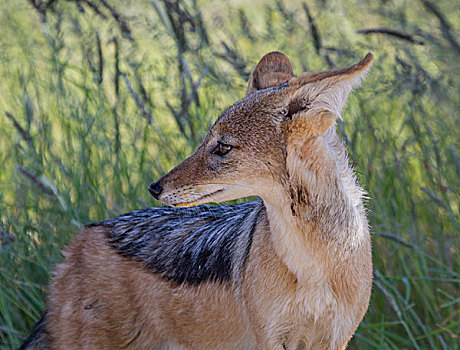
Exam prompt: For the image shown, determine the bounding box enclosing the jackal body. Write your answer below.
[21,52,373,350]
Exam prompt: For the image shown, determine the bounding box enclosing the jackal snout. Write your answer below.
[150,108,288,207]
[148,182,163,199]
[150,51,373,208]
[22,50,374,350]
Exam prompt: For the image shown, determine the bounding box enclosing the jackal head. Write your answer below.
[149,52,373,207]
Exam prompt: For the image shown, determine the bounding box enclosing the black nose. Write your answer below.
[149,182,163,199]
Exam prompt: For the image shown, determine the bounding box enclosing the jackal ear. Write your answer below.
[246,52,294,96]
[287,53,373,135]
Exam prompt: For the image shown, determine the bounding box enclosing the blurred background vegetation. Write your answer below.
[0,0,458,348]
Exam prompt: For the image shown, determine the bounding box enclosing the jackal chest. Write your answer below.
[270,284,356,350]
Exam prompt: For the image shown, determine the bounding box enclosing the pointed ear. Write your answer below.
[287,53,373,134]
[246,51,294,96]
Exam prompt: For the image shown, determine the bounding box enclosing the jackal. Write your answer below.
[21,51,373,350]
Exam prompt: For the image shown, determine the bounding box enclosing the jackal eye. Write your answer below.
[212,142,232,156]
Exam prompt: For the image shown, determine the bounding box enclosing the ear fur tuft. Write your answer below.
[289,53,374,119]
[289,53,373,88]
[284,53,373,137]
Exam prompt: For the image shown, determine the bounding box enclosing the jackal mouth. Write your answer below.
[170,188,226,207]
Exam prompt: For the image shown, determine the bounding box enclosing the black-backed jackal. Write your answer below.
[21,51,373,350]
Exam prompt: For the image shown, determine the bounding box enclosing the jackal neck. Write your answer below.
[263,128,368,280]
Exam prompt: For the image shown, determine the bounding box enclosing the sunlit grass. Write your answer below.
[0,0,458,349]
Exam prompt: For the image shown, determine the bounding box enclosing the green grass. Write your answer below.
[0,0,459,348]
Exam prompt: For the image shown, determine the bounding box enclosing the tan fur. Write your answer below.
[247,51,294,96]
[47,227,254,349]
[37,52,374,350]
